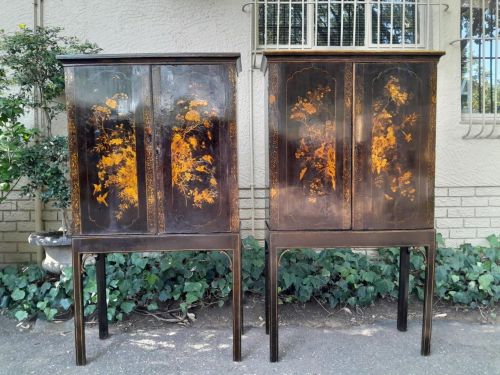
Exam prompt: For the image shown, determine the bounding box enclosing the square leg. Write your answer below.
[232,238,242,362]
[72,251,86,366]
[269,242,279,362]
[397,246,410,332]
[421,241,436,356]
[264,240,269,335]
[96,254,109,339]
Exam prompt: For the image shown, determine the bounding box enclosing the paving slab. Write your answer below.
[0,313,498,375]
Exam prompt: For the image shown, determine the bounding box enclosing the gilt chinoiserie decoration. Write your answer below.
[59,54,242,366]
[263,51,443,362]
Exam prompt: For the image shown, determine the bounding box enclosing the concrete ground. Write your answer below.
[0,300,499,375]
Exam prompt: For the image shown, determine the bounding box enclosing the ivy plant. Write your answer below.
[0,235,498,322]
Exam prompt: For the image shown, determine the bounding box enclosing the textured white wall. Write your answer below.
[435,5,500,187]
[0,1,499,256]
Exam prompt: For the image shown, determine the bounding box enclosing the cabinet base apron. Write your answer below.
[264,226,436,362]
[72,233,242,365]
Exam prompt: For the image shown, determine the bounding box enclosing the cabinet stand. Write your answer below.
[264,226,436,362]
[72,233,242,365]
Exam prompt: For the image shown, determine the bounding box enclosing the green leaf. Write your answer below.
[361,271,376,283]
[60,298,71,310]
[11,288,25,301]
[185,293,198,304]
[44,308,58,320]
[486,234,499,248]
[451,274,460,283]
[120,301,135,314]
[147,302,158,311]
[14,310,28,321]
[184,282,203,293]
[478,274,494,290]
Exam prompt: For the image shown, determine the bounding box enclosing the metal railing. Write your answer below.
[253,0,446,50]
[453,0,500,139]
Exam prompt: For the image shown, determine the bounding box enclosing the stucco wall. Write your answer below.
[0,0,499,264]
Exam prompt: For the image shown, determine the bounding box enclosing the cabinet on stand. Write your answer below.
[59,53,242,365]
[263,51,443,362]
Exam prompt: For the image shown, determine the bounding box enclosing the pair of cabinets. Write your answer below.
[265,54,439,231]
[62,56,240,236]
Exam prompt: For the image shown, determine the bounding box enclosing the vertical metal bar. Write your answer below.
[288,0,292,48]
[265,0,268,46]
[414,0,419,48]
[353,0,358,46]
[254,0,259,52]
[482,0,486,134]
[378,0,381,47]
[390,0,394,46]
[438,0,442,50]
[328,0,331,46]
[340,0,344,46]
[277,0,281,46]
[469,1,473,130]
[315,0,319,46]
[365,0,370,47]
[495,0,498,125]
[302,0,305,46]
[426,0,430,49]
[402,0,406,48]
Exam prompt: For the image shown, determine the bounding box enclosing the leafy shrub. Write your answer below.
[0,235,498,322]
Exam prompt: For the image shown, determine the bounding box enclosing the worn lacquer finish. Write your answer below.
[153,64,236,233]
[268,62,351,230]
[60,54,242,366]
[353,62,436,230]
[264,51,442,362]
[72,65,150,235]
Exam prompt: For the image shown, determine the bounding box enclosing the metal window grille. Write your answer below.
[459,0,500,138]
[254,0,443,50]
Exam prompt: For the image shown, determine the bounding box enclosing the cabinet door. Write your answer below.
[352,63,436,230]
[153,64,238,233]
[68,65,155,235]
[268,62,352,230]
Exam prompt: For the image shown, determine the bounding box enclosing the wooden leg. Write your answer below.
[232,239,242,362]
[421,240,436,356]
[73,251,86,366]
[265,240,269,335]
[96,254,109,339]
[397,246,410,332]
[269,242,279,362]
[240,240,244,336]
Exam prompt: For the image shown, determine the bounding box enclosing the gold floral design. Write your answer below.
[291,86,336,204]
[371,76,417,201]
[171,98,218,208]
[90,93,139,220]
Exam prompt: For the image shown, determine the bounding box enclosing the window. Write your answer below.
[255,0,438,50]
[460,0,500,124]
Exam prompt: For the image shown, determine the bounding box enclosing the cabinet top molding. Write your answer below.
[263,50,445,57]
[261,50,444,73]
[57,53,242,71]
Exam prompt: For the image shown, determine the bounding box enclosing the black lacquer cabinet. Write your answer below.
[263,51,443,362]
[59,54,242,366]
